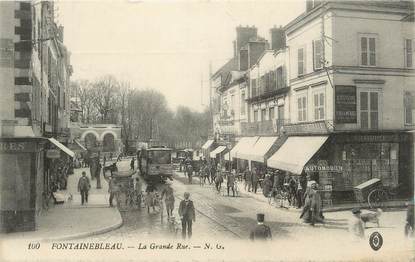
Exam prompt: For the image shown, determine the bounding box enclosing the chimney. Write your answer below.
[236,26,258,58]
[269,25,286,51]
[247,38,268,67]
[306,0,322,12]
[239,47,249,71]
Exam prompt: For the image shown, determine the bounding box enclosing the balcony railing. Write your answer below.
[241,120,274,136]
[247,86,290,103]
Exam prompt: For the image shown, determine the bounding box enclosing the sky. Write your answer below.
[57,0,305,112]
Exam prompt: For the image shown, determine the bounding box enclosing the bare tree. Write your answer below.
[91,75,120,124]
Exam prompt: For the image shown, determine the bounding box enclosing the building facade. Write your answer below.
[278,0,415,202]
[0,1,73,232]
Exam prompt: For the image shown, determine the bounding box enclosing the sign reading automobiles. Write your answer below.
[335,85,357,124]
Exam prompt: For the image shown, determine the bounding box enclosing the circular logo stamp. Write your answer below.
[369,232,383,251]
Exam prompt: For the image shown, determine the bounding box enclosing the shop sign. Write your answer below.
[283,121,329,135]
[0,141,38,153]
[336,134,402,143]
[304,165,343,172]
[335,85,357,124]
[46,149,61,159]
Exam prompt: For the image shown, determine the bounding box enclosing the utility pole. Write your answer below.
[201,73,203,106]
[209,61,213,134]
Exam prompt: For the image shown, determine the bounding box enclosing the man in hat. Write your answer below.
[349,208,365,239]
[249,213,272,241]
[77,171,91,205]
[178,192,196,239]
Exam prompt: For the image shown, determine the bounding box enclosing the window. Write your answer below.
[254,110,258,122]
[276,67,284,89]
[231,94,235,114]
[405,39,413,68]
[360,36,376,66]
[269,107,275,120]
[404,91,415,125]
[313,39,323,70]
[240,91,246,115]
[252,79,257,97]
[260,75,266,94]
[269,71,276,90]
[360,91,379,129]
[297,95,307,122]
[261,109,267,121]
[298,48,305,76]
[313,92,325,120]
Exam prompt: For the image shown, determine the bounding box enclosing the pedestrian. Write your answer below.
[405,201,414,238]
[161,184,175,219]
[249,213,272,241]
[186,163,193,184]
[299,172,308,205]
[227,171,236,197]
[178,192,196,239]
[252,168,259,194]
[96,160,102,189]
[130,157,135,170]
[108,176,116,207]
[77,171,91,205]
[349,208,365,240]
[300,182,324,226]
[215,170,224,193]
[288,176,297,206]
[103,155,106,167]
[210,162,216,184]
[203,164,210,184]
[244,168,252,192]
[296,178,304,208]
[262,174,272,198]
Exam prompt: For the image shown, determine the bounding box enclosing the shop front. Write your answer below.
[229,136,259,172]
[267,132,413,204]
[310,132,414,203]
[201,139,215,161]
[0,138,46,233]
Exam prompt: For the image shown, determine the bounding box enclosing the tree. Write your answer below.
[91,75,120,124]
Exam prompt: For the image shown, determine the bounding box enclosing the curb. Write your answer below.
[41,211,123,242]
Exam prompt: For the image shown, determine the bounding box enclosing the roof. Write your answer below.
[285,1,414,34]
[211,57,238,84]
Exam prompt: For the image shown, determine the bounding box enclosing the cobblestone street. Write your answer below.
[80,163,413,261]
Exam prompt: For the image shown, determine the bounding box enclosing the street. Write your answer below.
[77,159,413,261]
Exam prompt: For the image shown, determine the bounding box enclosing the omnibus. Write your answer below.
[138,147,173,183]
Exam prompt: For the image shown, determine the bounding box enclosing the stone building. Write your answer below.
[0,1,73,232]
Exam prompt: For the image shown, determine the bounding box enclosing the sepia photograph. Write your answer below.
[0,0,414,261]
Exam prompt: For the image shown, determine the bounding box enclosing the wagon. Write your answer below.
[354,178,388,208]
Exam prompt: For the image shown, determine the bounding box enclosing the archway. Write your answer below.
[102,133,115,152]
[84,133,98,149]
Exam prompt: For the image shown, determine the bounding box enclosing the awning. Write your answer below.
[209,146,226,158]
[267,136,329,174]
[202,139,214,150]
[74,139,87,151]
[238,136,278,163]
[48,138,75,158]
[230,136,259,160]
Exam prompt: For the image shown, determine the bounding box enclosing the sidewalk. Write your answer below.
[176,171,408,213]
[0,163,125,242]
